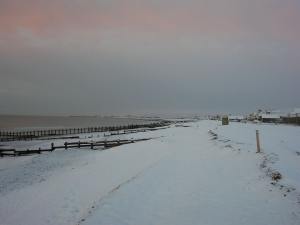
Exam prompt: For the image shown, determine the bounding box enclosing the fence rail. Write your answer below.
[0,122,168,142]
[0,138,151,157]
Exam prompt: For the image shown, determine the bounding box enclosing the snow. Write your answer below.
[288,108,300,117]
[0,120,300,225]
[260,114,281,119]
[228,115,244,120]
[0,135,170,225]
[215,121,300,189]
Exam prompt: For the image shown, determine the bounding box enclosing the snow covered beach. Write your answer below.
[0,120,299,225]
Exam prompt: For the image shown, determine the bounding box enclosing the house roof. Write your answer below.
[229,115,244,120]
[261,114,281,119]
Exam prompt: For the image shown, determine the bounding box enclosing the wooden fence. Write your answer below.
[0,138,151,157]
[281,116,300,125]
[0,122,167,142]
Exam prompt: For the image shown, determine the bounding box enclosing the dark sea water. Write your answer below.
[0,115,153,131]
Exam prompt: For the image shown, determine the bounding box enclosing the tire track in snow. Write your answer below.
[76,153,171,225]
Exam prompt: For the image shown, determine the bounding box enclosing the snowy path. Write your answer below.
[81,122,300,225]
[0,134,171,225]
[0,121,300,225]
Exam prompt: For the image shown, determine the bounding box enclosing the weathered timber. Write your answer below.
[0,121,170,142]
[0,137,152,157]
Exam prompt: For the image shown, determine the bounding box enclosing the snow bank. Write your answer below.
[215,121,300,189]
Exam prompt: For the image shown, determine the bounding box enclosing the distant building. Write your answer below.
[247,108,300,125]
[247,113,258,121]
[291,108,300,117]
[228,115,244,122]
[259,114,281,123]
[281,108,300,125]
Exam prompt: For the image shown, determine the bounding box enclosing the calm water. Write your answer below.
[0,115,153,131]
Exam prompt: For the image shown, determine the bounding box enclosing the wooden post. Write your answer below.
[64,142,67,150]
[256,130,261,153]
[51,143,54,151]
[91,142,94,150]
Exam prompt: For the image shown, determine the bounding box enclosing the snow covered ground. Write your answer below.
[214,121,300,191]
[0,120,299,225]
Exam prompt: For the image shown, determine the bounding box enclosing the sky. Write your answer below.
[0,0,299,115]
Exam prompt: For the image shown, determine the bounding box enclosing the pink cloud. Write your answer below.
[0,0,299,42]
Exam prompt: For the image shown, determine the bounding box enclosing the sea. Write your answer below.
[0,115,154,131]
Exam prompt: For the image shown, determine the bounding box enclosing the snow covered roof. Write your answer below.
[229,115,244,120]
[260,114,281,119]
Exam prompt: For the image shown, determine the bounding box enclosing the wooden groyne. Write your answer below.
[0,138,152,157]
[0,122,168,142]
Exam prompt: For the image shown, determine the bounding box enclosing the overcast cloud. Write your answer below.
[0,0,299,115]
